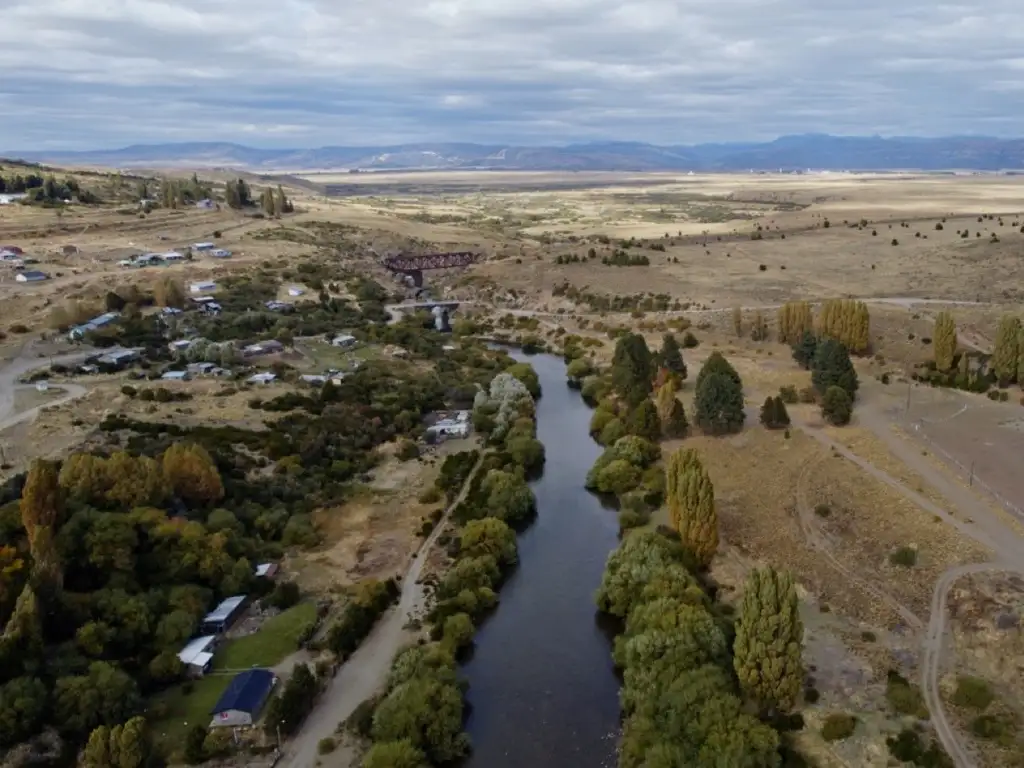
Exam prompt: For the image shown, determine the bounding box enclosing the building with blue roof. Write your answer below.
[210,669,276,727]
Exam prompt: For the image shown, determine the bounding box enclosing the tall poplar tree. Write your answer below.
[734,567,804,713]
[933,311,957,373]
[665,448,718,566]
[992,315,1021,385]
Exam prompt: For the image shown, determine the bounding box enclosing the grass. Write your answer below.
[150,675,230,753]
[214,602,317,670]
[952,676,995,711]
[821,712,857,741]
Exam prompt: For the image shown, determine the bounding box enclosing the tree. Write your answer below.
[777,301,813,345]
[276,185,290,214]
[665,448,718,566]
[816,299,870,354]
[933,311,957,373]
[772,396,790,428]
[504,363,541,398]
[104,291,127,312]
[183,724,207,764]
[459,518,517,567]
[362,740,429,768]
[0,676,48,747]
[153,276,185,308]
[658,334,687,380]
[992,315,1021,385]
[266,663,319,736]
[611,333,655,407]
[655,382,688,438]
[759,396,789,429]
[734,568,804,713]
[54,662,141,735]
[81,725,112,767]
[626,399,661,441]
[566,357,593,384]
[812,338,858,398]
[792,330,818,370]
[371,674,468,763]
[21,460,63,595]
[750,310,768,341]
[694,359,745,436]
[162,443,224,505]
[821,386,853,426]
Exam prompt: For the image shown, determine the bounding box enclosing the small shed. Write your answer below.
[210,669,276,728]
[254,563,278,579]
[201,595,247,634]
[15,271,49,283]
[178,635,217,677]
[190,280,218,294]
[331,334,357,348]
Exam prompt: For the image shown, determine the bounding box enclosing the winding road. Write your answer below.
[0,343,94,429]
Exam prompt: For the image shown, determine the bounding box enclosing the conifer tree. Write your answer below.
[734,567,804,713]
[821,385,853,425]
[694,354,745,435]
[933,311,957,373]
[610,333,654,407]
[276,184,289,214]
[664,398,689,438]
[791,330,818,370]
[992,315,1021,385]
[626,399,661,442]
[811,338,858,398]
[659,333,687,380]
[665,448,718,566]
[772,396,790,428]
[695,351,741,391]
[759,396,776,428]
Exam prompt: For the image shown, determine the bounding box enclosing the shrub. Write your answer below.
[418,487,442,504]
[803,687,820,703]
[821,713,857,741]
[860,631,876,642]
[318,737,336,754]
[779,385,798,404]
[121,385,137,398]
[9,324,29,334]
[889,546,917,567]
[970,712,1018,745]
[886,670,927,717]
[813,504,830,518]
[952,676,995,710]
[682,330,699,348]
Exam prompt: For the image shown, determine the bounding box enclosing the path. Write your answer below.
[277,455,484,768]
[0,343,94,428]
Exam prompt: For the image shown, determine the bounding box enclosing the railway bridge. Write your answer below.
[380,252,479,287]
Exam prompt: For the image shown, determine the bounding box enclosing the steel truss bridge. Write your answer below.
[381,252,479,286]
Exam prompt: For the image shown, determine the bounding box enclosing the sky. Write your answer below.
[1,0,1022,150]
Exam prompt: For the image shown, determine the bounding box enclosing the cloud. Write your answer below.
[0,0,1021,149]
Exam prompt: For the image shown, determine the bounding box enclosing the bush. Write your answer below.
[798,386,817,404]
[821,713,857,741]
[121,385,137,398]
[889,546,917,567]
[682,330,699,348]
[952,676,995,710]
[418,486,442,504]
[267,580,301,610]
[970,712,1018,745]
[886,670,928,717]
[8,324,29,334]
[813,504,830,518]
[803,687,820,703]
[396,440,420,461]
[318,737,336,754]
[779,385,798,404]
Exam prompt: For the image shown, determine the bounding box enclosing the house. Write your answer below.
[247,372,277,385]
[287,287,304,297]
[0,194,27,205]
[168,339,194,353]
[96,348,142,368]
[195,199,215,210]
[161,251,185,262]
[161,370,190,381]
[15,271,49,283]
[210,249,232,258]
[426,411,471,440]
[254,562,278,579]
[68,311,120,341]
[135,253,162,266]
[331,334,357,348]
[191,295,217,304]
[201,595,247,634]
[264,300,294,313]
[209,669,276,728]
[0,250,21,261]
[178,635,217,677]
[187,362,219,376]
[189,280,218,294]
[300,374,327,386]
[242,340,284,357]
[0,246,23,255]
[193,242,215,252]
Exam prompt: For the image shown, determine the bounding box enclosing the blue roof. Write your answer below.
[211,669,275,715]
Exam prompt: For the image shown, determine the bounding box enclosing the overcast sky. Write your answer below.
[2,0,1021,150]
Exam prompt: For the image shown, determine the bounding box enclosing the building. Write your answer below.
[210,249,232,258]
[287,287,304,297]
[161,370,190,381]
[69,311,120,341]
[300,374,327,386]
[210,669,276,728]
[254,562,278,579]
[0,194,27,205]
[161,251,185,262]
[426,410,471,440]
[15,271,49,283]
[161,307,184,316]
[242,340,284,357]
[187,362,218,376]
[189,280,218,294]
[168,339,194,353]
[96,348,142,368]
[201,595,247,634]
[178,635,217,677]
[35,380,49,392]
[331,334,357,348]
[200,301,222,315]
[0,246,23,255]
[193,242,215,251]
[247,372,277,385]
[264,300,293,313]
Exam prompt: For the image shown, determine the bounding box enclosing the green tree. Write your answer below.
[611,333,655,407]
[657,384,688,439]
[566,357,593,384]
[694,372,745,436]
[658,333,687,379]
[504,363,541,398]
[992,315,1021,385]
[371,673,468,762]
[772,396,790,428]
[276,185,290,214]
[811,338,858,398]
[695,351,741,391]
[821,386,853,426]
[626,399,661,441]
[590,459,642,497]
[759,396,790,429]
[933,311,957,373]
[80,725,111,767]
[734,568,804,713]
[266,663,319,736]
[459,518,517,567]
[0,676,48,747]
[440,613,474,653]
[792,330,818,370]
[183,724,207,764]
[598,417,627,446]
[54,662,141,735]
[665,448,718,566]
[362,740,429,768]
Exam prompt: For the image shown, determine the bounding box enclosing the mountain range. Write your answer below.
[10,134,1024,172]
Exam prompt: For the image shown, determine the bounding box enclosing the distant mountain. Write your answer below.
[11,134,1024,172]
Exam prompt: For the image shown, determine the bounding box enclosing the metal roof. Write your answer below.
[211,669,275,715]
[204,595,245,624]
[178,635,216,665]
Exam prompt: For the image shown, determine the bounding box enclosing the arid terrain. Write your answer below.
[3,166,1024,767]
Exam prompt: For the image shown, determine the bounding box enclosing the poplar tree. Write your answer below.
[992,315,1021,385]
[750,310,768,341]
[276,184,290,214]
[732,307,743,338]
[734,567,804,713]
[817,299,870,354]
[777,301,814,344]
[162,443,224,505]
[656,382,689,438]
[665,448,718,566]
[932,311,957,373]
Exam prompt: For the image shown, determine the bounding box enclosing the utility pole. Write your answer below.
[905,379,912,415]
[969,460,975,487]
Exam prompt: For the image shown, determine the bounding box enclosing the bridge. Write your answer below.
[385,300,461,327]
[381,252,479,287]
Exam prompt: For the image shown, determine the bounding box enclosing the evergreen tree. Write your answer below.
[659,333,687,380]
[694,358,745,436]
[610,333,654,407]
[792,330,817,370]
[933,311,957,373]
[224,180,239,209]
[772,396,790,428]
[759,396,776,428]
[821,386,853,426]
[992,315,1021,385]
[665,448,718,566]
[811,338,858,398]
[626,399,661,441]
[734,568,804,713]
[276,184,289,214]
[664,399,689,438]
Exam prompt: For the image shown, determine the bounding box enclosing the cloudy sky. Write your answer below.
[1,0,1021,150]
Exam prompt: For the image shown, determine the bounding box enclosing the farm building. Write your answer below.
[254,562,279,579]
[243,340,284,357]
[193,242,215,251]
[247,372,277,385]
[0,245,23,255]
[189,280,217,294]
[0,194,27,205]
[168,339,194,353]
[96,348,142,368]
[265,300,294,313]
[209,669,276,728]
[287,287,304,297]
[178,635,216,677]
[161,251,185,262]
[15,271,49,283]
[331,334,357,348]
[201,595,247,634]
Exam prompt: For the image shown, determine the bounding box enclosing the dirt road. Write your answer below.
[0,343,93,428]
[277,455,483,768]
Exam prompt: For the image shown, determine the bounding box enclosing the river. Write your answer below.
[460,350,621,768]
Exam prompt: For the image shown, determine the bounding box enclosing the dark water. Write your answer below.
[461,351,621,768]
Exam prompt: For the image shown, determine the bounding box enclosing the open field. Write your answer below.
[214,602,318,671]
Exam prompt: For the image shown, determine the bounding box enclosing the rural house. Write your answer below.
[177,635,216,677]
[193,242,215,251]
[201,595,247,634]
[209,669,276,728]
[189,280,217,294]
[331,334,357,348]
[15,270,49,283]
[242,340,284,357]
[210,248,232,258]
[247,372,277,385]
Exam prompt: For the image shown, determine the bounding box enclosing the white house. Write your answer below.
[15,271,49,283]
[331,334,357,348]
[161,370,190,381]
[178,635,217,677]
[189,280,217,294]
[161,251,185,262]
[0,194,27,205]
[193,242,215,251]
[247,372,277,385]
[287,287,304,297]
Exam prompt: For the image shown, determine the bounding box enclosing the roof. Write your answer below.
[204,595,246,624]
[178,635,216,665]
[162,371,189,380]
[211,669,275,715]
[255,563,278,578]
[248,373,277,383]
[17,271,48,280]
